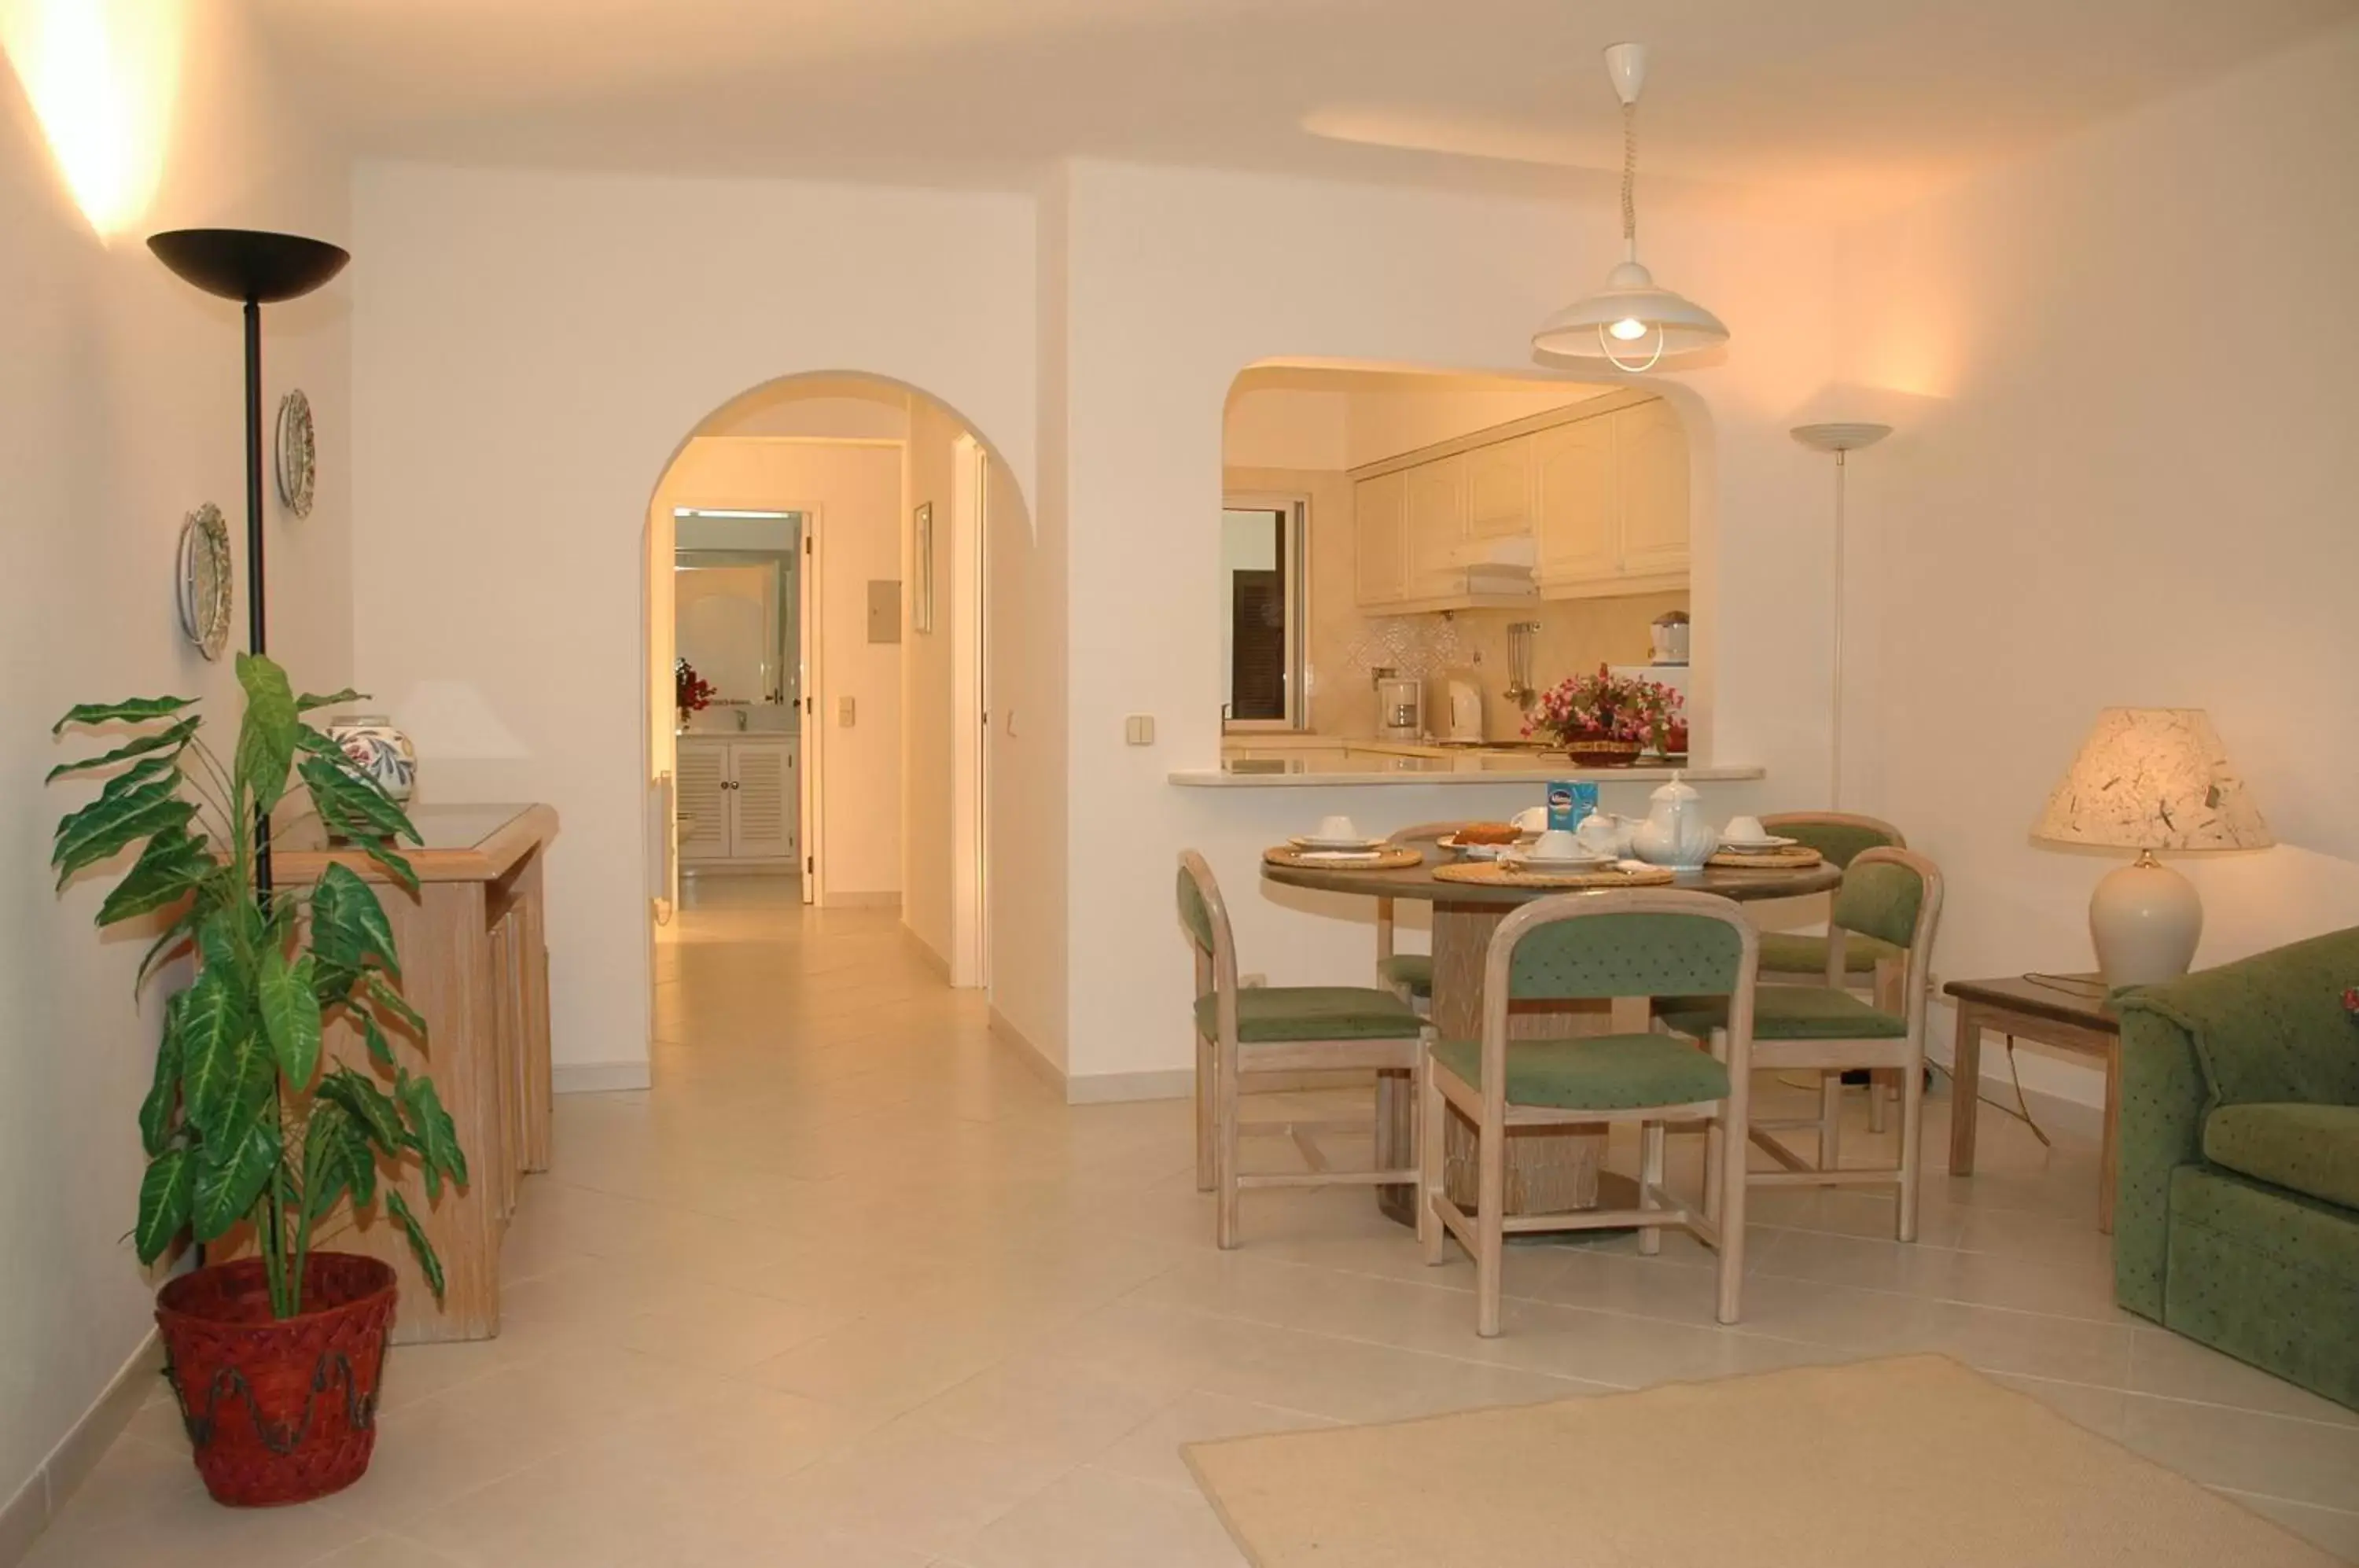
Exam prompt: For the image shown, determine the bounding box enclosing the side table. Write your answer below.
[1942,974,2122,1232]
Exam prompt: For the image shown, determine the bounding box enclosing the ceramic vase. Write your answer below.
[327,715,417,804]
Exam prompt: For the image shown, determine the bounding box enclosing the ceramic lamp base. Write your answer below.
[2089,850,2201,986]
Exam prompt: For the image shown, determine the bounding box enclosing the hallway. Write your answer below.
[29,896,2359,1566]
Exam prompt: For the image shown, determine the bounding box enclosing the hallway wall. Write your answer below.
[0,0,352,1535]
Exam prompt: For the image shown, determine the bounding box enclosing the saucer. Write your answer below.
[1503,852,1614,873]
[1716,835,1798,852]
[1291,834,1387,852]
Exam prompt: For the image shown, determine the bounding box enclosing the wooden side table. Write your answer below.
[1942,974,2121,1231]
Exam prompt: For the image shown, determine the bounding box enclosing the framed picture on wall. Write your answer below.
[912,501,935,634]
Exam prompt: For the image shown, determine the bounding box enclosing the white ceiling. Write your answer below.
[256,0,2356,215]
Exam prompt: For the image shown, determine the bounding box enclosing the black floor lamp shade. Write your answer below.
[147,229,349,303]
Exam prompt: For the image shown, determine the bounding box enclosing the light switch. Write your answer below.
[1124,715,1155,745]
[838,696,856,727]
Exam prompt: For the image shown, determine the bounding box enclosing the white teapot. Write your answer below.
[1631,771,1715,870]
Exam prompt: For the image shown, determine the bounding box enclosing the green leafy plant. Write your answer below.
[49,655,466,1318]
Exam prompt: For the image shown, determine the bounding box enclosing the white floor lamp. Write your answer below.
[1790,422,1891,807]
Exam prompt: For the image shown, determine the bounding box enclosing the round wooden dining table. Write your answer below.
[1261,829,1842,1227]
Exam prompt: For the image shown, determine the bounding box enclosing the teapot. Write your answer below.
[1631,771,1715,870]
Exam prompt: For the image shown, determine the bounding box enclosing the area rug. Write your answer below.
[1183,1354,2335,1566]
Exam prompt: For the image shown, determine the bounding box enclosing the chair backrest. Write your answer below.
[1761,811,1907,869]
[1176,851,1240,1011]
[1832,846,1945,1033]
[1476,890,1760,1116]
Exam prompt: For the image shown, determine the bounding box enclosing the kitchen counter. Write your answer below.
[1170,738,1763,788]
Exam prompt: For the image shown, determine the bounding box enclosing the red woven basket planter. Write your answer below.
[155,1253,397,1507]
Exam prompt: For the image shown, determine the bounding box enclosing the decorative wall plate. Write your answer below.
[176,502,232,661]
[275,388,315,517]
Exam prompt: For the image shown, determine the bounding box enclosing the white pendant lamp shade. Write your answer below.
[1533,43,1728,371]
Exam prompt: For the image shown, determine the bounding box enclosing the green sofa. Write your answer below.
[2114,926,2359,1411]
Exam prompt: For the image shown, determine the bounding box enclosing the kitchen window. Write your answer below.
[1220,495,1307,731]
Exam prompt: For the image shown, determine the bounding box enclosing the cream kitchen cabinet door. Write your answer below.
[1533,414,1617,587]
[677,735,799,866]
[1614,398,1690,579]
[1404,453,1470,600]
[1353,469,1408,607]
[1465,435,1533,541]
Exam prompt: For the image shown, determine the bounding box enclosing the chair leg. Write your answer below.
[1637,1121,1665,1257]
[1867,1068,1890,1135]
[1419,1057,1446,1265]
[1476,1117,1507,1338]
[1194,1030,1214,1194]
[1897,1041,1927,1243]
[1818,1071,1844,1171]
[1215,1036,1242,1250]
[1717,1075,1750,1325]
[1702,1116,1725,1226]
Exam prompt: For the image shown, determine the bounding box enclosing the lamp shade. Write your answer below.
[2033,708,2272,852]
[1531,259,1731,361]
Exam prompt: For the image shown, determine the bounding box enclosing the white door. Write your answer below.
[730,738,797,860]
[675,742,730,863]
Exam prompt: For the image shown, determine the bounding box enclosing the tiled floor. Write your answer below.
[29,878,2359,1565]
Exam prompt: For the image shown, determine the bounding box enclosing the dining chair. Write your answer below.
[1656,847,1945,1241]
[1375,822,1467,1010]
[1760,811,1908,1135]
[1419,889,1758,1335]
[1179,852,1433,1249]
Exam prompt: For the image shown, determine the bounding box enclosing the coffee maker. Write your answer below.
[1375,670,1423,741]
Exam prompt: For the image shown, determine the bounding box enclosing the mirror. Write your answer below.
[675,510,801,733]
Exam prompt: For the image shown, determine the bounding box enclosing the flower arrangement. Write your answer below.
[1525,664,1683,757]
[675,657,715,720]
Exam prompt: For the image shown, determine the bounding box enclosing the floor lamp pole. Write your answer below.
[1789,421,1892,811]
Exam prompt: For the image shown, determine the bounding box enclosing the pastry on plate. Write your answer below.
[1454,822,1521,845]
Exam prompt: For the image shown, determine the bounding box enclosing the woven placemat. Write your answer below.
[1431,860,1676,890]
[1264,845,1425,871]
[1707,847,1825,870]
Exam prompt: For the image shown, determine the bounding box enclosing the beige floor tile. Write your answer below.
[2221,1493,2359,1562]
[1091,1393,1340,1490]
[2117,1393,2359,1511]
[756,1418,1076,1559]
[2128,1327,2359,1428]
[300,1536,470,1567]
[948,1465,1247,1568]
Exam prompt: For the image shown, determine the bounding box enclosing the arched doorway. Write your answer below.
[642,372,1027,1018]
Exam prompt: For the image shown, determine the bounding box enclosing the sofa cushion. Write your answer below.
[2203,1102,2359,1211]
[1196,986,1425,1044]
[1430,1033,1729,1112]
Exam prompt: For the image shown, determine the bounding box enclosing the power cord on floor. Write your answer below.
[1772,1038,2050,1150]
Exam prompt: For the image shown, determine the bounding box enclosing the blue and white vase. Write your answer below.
[327,715,417,804]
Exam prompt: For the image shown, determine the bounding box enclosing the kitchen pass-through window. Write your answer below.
[1220,495,1306,729]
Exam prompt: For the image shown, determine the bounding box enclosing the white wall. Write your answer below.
[0,0,351,1530]
[1054,159,1840,1087]
[350,163,1035,1078]
[1222,389,1349,470]
[1341,382,1605,468]
[1837,20,2359,1104]
[655,438,904,899]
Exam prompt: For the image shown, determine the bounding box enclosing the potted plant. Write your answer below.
[48,655,466,1507]
[1524,664,1678,767]
[675,656,715,727]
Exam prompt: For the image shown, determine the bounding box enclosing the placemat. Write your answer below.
[1263,845,1426,871]
[1431,860,1676,890]
[1707,846,1825,870]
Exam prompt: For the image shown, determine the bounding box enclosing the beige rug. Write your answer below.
[1184,1355,2335,1567]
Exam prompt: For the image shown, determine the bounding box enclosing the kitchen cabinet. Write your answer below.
[1404,454,1469,601]
[678,734,799,867]
[1352,469,1408,607]
[1535,399,1690,598]
[1466,436,1533,540]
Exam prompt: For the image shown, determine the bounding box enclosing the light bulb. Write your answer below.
[1608,318,1649,341]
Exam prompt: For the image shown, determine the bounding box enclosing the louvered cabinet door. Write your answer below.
[727,738,796,860]
[675,741,731,863]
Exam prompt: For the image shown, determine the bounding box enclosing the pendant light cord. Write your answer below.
[1621,99,1639,251]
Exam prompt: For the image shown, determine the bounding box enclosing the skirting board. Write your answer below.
[902,926,951,982]
[823,891,900,910]
[552,1061,653,1094]
[989,1007,1066,1095]
[1,1328,160,1567]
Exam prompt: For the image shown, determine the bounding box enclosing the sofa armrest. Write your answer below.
[2122,927,2359,1110]
[2112,1004,2211,1320]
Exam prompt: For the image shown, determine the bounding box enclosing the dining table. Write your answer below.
[1260,825,1844,1228]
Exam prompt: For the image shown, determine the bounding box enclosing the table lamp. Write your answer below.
[2032,708,2272,985]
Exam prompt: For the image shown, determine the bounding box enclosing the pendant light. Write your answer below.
[1532,43,1728,372]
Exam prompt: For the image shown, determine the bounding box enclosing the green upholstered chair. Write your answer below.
[2113,928,2359,1411]
[1178,851,1432,1250]
[1760,813,1911,1134]
[1375,822,1467,1009]
[1419,889,1759,1335]
[1657,846,1945,1242]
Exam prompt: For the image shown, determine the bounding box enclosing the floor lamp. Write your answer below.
[148,228,351,899]
[1790,421,1890,808]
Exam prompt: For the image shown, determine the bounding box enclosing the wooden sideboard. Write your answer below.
[271,803,559,1342]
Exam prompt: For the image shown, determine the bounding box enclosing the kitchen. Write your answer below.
[1181,363,1761,793]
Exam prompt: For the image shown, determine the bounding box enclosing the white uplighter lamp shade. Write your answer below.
[2033,708,2273,986]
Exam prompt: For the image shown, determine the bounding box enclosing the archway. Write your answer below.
[640,372,1030,1021]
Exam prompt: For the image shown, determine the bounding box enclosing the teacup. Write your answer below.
[1511,806,1548,835]
[1723,814,1767,843]
[1316,815,1360,842]
[1531,829,1584,860]
[1574,815,1624,855]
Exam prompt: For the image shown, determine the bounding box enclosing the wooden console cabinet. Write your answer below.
[271,803,559,1342]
